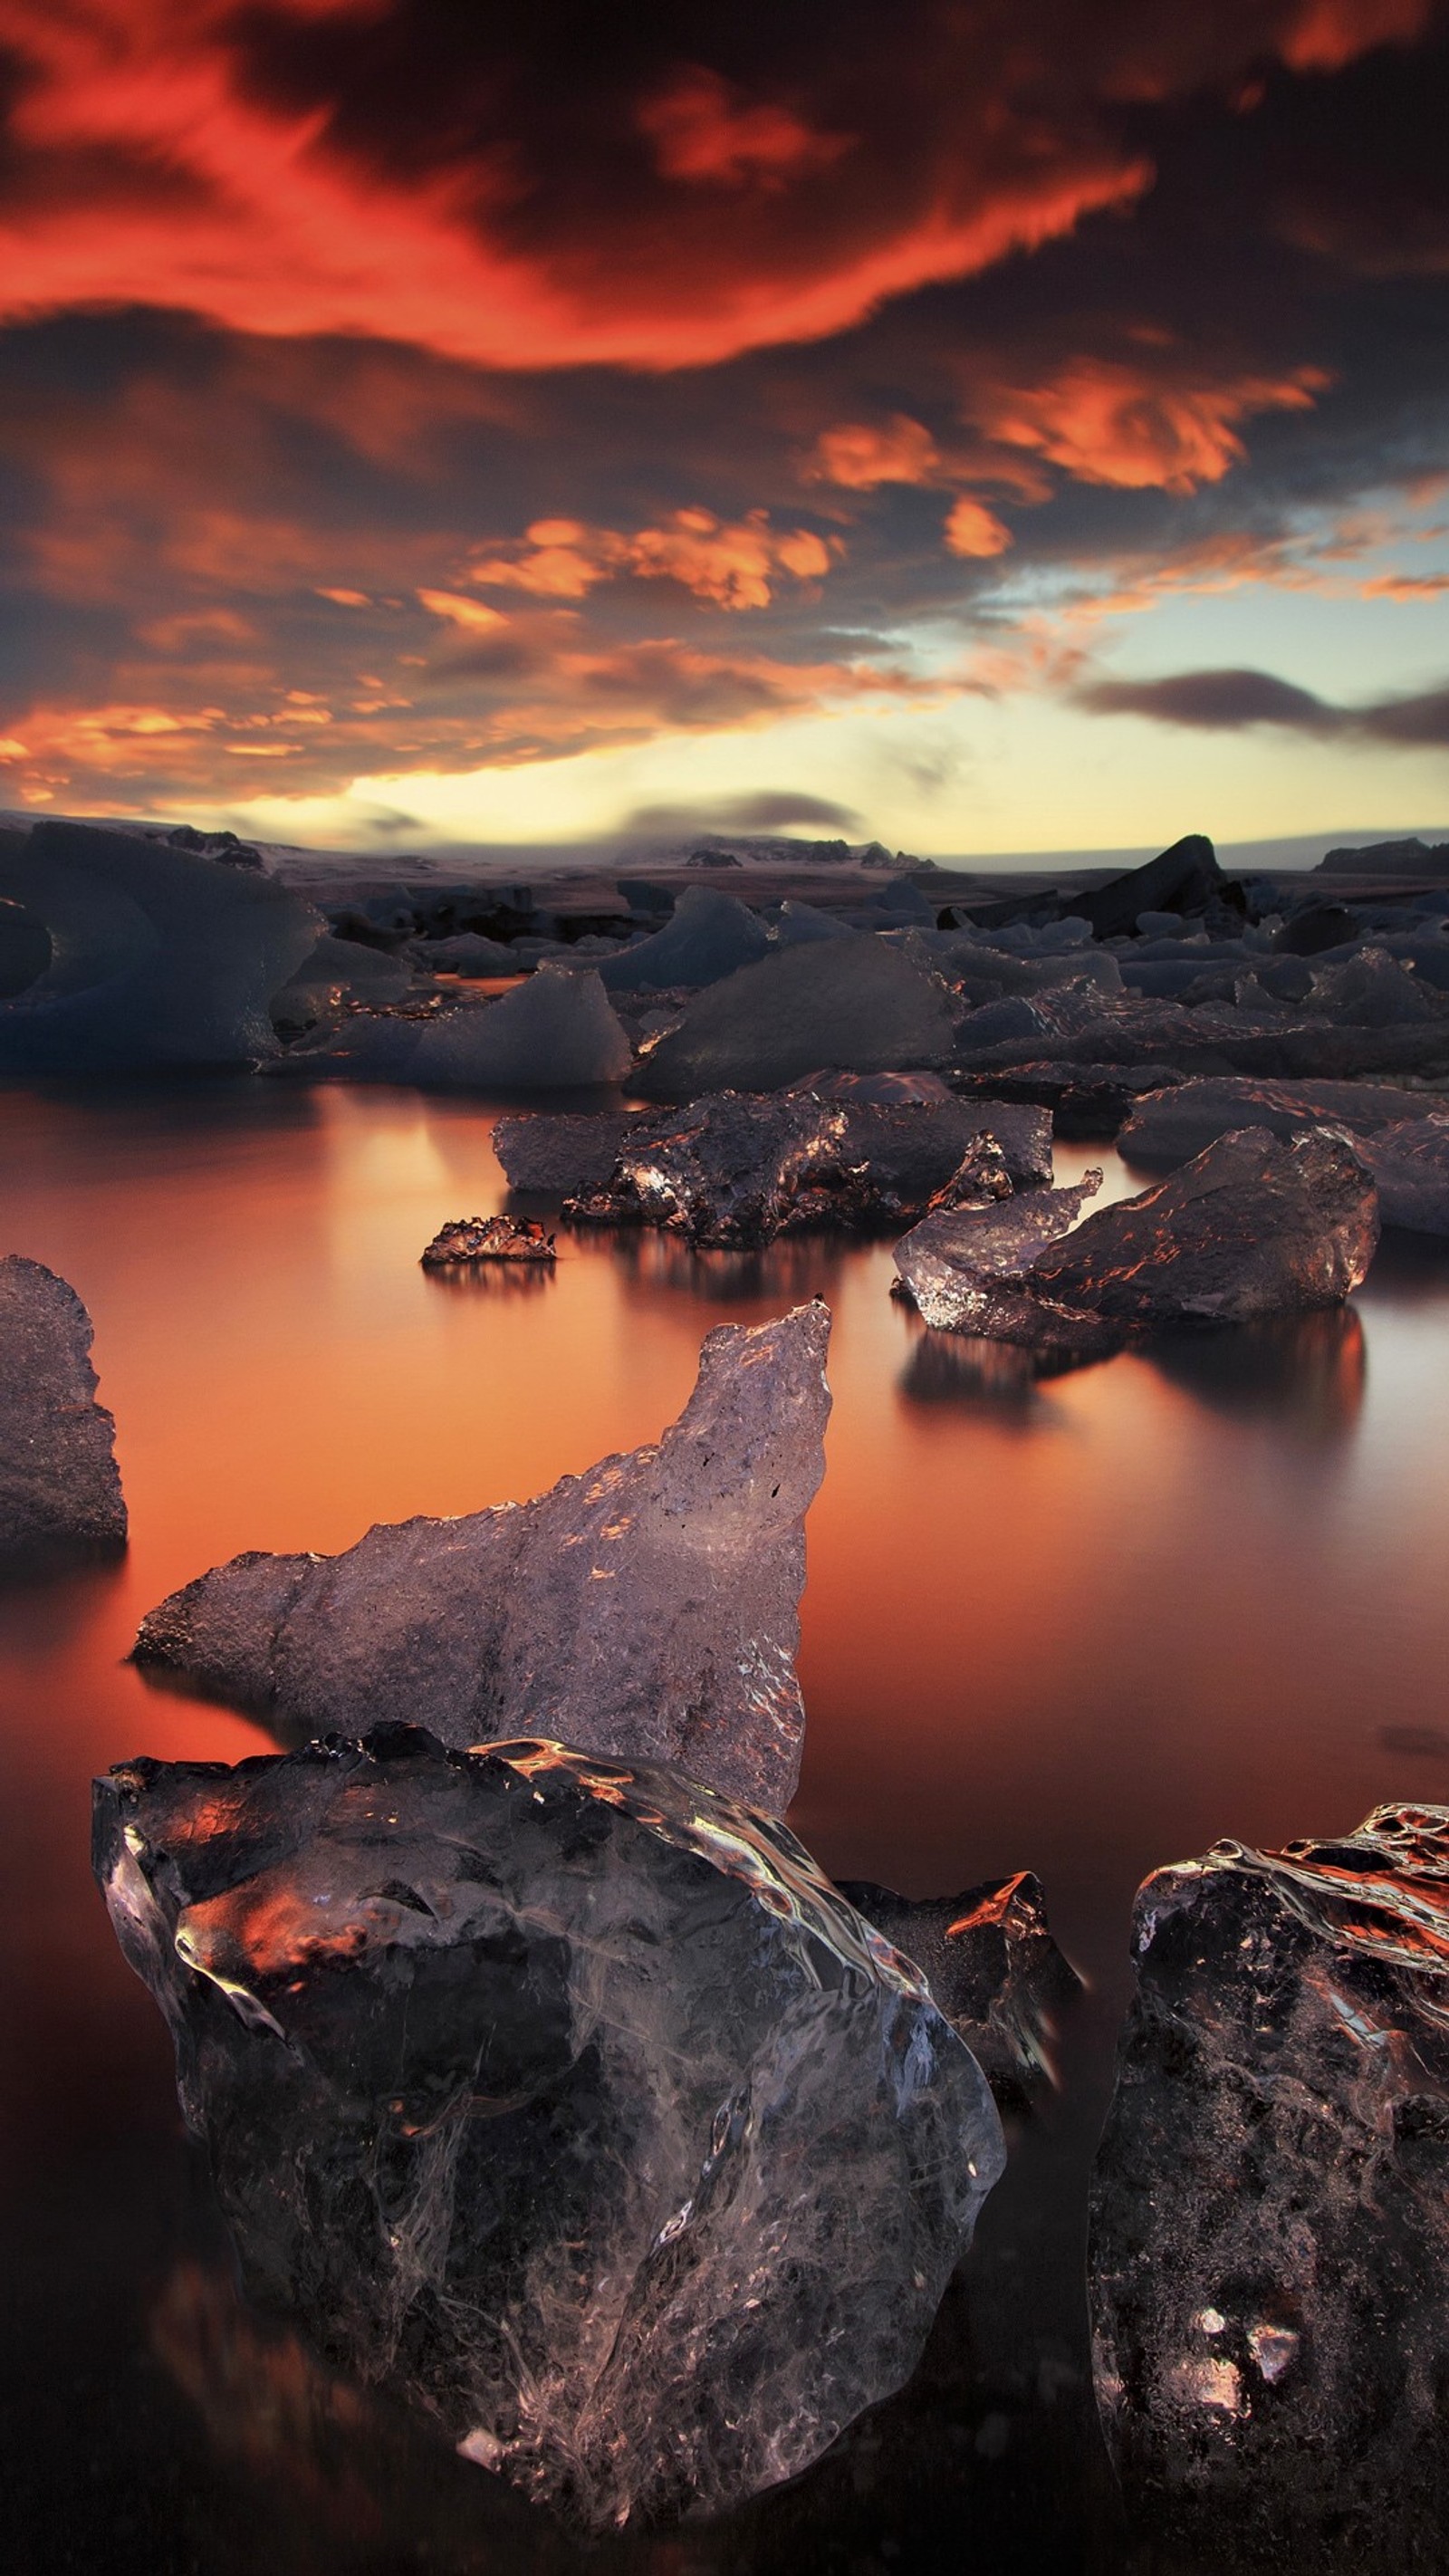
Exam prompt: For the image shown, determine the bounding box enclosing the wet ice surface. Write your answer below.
[96,1726,1003,2531]
[1090,1804,1449,2568]
[0,1254,126,1566]
[5,1076,1449,2574]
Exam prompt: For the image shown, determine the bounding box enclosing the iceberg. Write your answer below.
[0,821,319,1070]
[280,966,632,1091]
[134,1303,831,1814]
[636,937,956,1099]
[1118,1075,1449,1170]
[596,888,770,991]
[95,1726,1003,2531]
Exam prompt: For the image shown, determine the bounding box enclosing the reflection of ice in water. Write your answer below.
[422,1256,556,1296]
[1143,1307,1367,1438]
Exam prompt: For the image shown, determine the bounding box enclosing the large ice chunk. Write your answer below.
[893,1170,1116,1354]
[1118,1075,1449,1170]
[1089,1804,1449,2553]
[563,1088,1048,1247]
[1358,1112,1449,1235]
[0,821,320,1070]
[493,1109,648,1194]
[896,1129,1378,1347]
[597,888,771,990]
[636,938,956,1099]
[281,966,632,1090]
[1033,1126,1378,1325]
[94,1726,1004,2530]
[0,1255,126,1565]
[134,1303,831,1812]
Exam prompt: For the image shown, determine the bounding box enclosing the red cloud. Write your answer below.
[638,68,851,189]
[0,1,1429,370]
[1281,0,1432,69]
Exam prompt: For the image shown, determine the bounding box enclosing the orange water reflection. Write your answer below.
[3,1075,1448,2567]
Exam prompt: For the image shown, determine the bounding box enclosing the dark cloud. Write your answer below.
[1075,665,1449,745]
[619,791,864,834]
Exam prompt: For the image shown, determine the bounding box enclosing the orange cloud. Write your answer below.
[468,510,837,611]
[963,359,1331,493]
[943,496,1013,558]
[415,590,508,633]
[804,417,942,488]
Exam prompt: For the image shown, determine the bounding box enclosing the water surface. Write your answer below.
[4,1077,1447,2573]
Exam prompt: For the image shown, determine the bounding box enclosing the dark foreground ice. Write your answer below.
[1090,1803,1449,2562]
[0,1254,126,1565]
[133,1303,830,1812]
[94,1726,1004,2531]
[837,1871,1083,2107]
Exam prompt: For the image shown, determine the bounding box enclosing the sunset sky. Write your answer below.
[2,0,1448,857]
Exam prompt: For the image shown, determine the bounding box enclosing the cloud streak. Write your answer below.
[1077,664,1449,745]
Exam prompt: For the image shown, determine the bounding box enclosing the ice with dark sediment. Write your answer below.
[0,821,320,1070]
[0,1255,127,1566]
[953,988,1449,1089]
[420,1216,555,1267]
[94,1725,1005,2531]
[494,1110,648,1195]
[278,964,632,1089]
[596,887,771,990]
[1118,1075,1449,1170]
[133,1303,831,1814]
[838,1870,1084,2107]
[1356,1111,1449,1235]
[1029,1126,1379,1327]
[634,937,956,1099]
[893,1168,1117,1355]
[561,1087,1051,1246]
[270,933,416,1034]
[1089,1803,1449,2559]
[895,1128,1379,1348]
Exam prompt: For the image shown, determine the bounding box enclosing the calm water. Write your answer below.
[4,1076,1449,2574]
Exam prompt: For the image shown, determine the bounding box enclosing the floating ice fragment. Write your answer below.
[420,1216,554,1267]
[94,1726,1004,2530]
[134,1302,831,1813]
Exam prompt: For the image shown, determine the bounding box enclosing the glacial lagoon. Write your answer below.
[5,1072,1449,2571]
